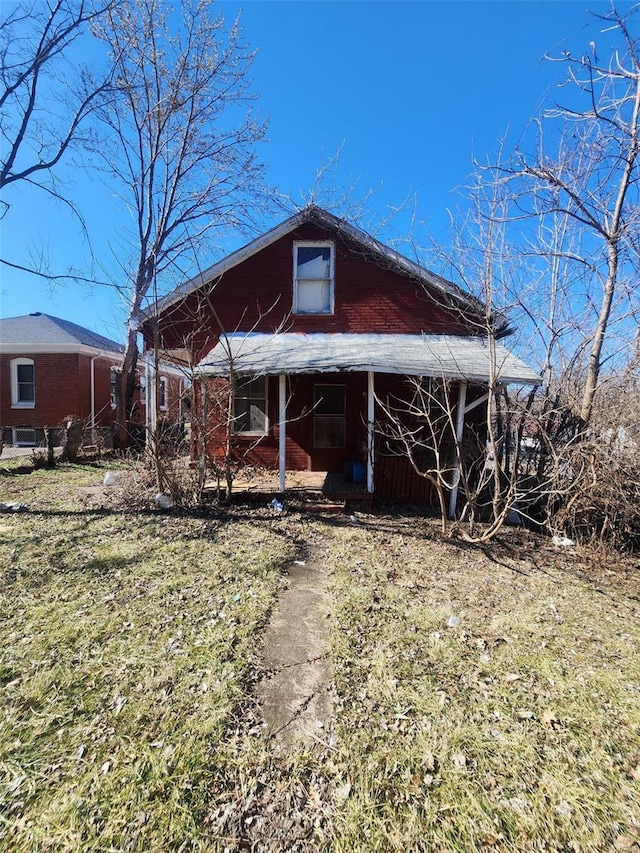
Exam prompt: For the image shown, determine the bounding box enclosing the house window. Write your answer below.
[10,358,35,408]
[293,242,334,314]
[314,384,345,448]
[110,367,118,408]
[159,376,168,411]
[233,376,267,435]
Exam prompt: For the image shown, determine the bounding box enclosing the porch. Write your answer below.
[191,332,540,513]
[223,468,373,510]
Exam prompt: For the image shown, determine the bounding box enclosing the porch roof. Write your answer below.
[195,332,540,385]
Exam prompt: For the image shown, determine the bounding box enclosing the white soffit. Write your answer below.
[195,333,540,385]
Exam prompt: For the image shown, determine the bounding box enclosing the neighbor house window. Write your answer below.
[233,376,267,435]
[159,376,168,411]
[110,367,118,408]
[10,358,35,408]
[314,384,345,448]
[293,242,334,314]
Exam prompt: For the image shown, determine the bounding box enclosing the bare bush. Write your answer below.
[544,377,640,550]
[375,377,536,541]
[143,423,208,510]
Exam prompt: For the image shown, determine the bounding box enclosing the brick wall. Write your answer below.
[196,372,375,474]
[0,352,125,431]
[146,222,476,359]
[155,370,184,424]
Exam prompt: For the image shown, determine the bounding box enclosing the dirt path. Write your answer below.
[256,556,334,748]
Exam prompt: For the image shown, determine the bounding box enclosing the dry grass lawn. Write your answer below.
[1,461,639,852]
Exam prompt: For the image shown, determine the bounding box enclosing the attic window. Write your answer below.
[293,242,334,315]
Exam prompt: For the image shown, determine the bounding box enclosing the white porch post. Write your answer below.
[448,380,467,518]
[278,373,286,493]
[367,371,375,494]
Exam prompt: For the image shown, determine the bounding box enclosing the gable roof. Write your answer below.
[196,332,540,386]
[0,313,125,355]
[139,205,509,335]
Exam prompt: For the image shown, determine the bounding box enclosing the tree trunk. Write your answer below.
[580,243,618,424]
[115,326,139,450]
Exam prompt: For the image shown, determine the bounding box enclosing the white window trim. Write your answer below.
[110,366,118,409]
[10,357,35,408]
[159,376,168,411]
[292,240,335,315]
[232,375,269,437]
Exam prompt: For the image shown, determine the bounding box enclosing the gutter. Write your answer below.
[89,351,101,444]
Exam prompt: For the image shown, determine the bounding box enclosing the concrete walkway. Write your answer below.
[256,557,334,748]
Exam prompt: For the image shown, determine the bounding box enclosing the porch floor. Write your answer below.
[211,469,372,507]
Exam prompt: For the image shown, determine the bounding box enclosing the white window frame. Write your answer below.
[159,376,168,411]
[293,241,334,315]
[110,366,118,409]
[232,375,268,436]
[10,358,35,408]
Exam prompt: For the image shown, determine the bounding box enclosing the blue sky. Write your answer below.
[1,0,627,343]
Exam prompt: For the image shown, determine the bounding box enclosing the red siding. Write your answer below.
[374,455,438,506]
[196,372,415,469]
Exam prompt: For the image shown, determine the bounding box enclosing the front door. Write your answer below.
[311,383,346,472]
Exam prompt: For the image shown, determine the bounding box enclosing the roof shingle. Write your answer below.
[0,313,124,354]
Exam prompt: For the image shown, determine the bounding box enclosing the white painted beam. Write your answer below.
[279,374,286,493]
[448,380,467,518]
[367,371,375,494]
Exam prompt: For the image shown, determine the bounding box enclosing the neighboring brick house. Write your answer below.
[0,313,183,447]
[140,206,539,505]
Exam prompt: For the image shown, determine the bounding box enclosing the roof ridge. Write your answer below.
[138,206,507,334]
[44,314,124,349]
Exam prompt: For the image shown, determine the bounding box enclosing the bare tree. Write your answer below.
[91,0,267,447]
[448,147,640,546]
[376,156,541,541]
[496,4,640,424]
[0,0,115,278]
[0,0,115,193]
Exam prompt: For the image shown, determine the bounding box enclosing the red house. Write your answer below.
[140,206,539,505]
[0,313,183,448]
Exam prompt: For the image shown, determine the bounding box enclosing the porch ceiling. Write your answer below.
[195,332,540,385]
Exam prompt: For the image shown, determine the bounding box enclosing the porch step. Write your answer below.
[302,500,346,514]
